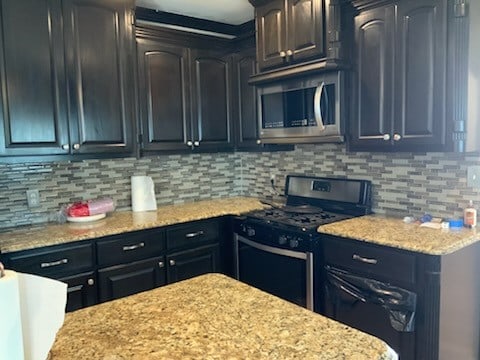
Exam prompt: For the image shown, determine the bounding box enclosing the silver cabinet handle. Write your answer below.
[72,143,80,150]
[352,254,378,265]
[187,140,193,147]
[185,230,204,238]
[280,51,287,58]
[286,49,293,56]
[122,242,145,251]
[256,139,262,145]
[383,134,391,141]
[393,133,402,141]
[62,144,70,150]
[314,82,326,131]
[41,258,68,268]
[169,259,176,266]
[158,261,165,268]
[87,278,95,286]
[193,141,200,147]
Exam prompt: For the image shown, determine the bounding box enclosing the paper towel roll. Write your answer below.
[0,270,67,360]
[131,175,157,212]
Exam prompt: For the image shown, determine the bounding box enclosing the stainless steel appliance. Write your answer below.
[233,175,372,311]
[257,72,345,144]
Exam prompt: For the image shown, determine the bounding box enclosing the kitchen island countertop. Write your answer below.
[318,215,479,255]
[0,197,268,253]
[49,273,396,360]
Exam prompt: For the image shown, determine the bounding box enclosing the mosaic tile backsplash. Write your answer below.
[1,144,479,229]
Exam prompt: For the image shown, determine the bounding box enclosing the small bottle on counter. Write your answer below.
[463,200,477,228]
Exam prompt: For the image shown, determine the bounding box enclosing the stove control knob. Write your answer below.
[289,238,300,248]
[278,235,288,245]
[247,227,256,237]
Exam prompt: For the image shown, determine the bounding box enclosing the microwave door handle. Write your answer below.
[314,82,326,130]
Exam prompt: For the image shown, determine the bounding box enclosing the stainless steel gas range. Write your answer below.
[233,175,372,311]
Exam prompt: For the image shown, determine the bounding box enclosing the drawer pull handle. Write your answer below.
[40,258,68,268]
[185,231,204,238]
[122,242,145,251]
[158,261,165,268]
[87,278,95,286]
[352,254,378,265]
[169,259,176,266]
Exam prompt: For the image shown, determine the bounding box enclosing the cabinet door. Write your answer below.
[190,49,233,150]
[348,6,395,151]
[393,0,447,150]
[233,50,262,150]
[63,0,134,155]
[256,0,287,70]
[137,39,192,152]
[98,256,166,302]
[0,0,69,156]
[60,271,98,312]
[286,0,325,62]
[166,244,220,284]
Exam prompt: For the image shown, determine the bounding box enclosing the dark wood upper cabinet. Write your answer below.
[0,0,135,158]
[190,49,233,150]
[63,0,134,155]
[0,0,69,156]
[256,0,325,71]
[137,39,191,151]
[348,0,448,152]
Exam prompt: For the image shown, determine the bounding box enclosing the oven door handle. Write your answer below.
[237,236,309,260]
[314,82,326,131]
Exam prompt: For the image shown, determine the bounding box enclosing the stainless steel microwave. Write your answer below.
[258,72,345,144]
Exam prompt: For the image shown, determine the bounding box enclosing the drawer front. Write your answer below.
[8,242,94,278]
[166,219,220,251]
[322,237,416,285]
[97,229,165,267]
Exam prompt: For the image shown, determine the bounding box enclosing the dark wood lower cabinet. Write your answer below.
[98,256,167,302]
[167,244,220,284]
[60,271,98,312]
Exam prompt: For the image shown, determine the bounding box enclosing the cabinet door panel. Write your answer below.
[98,256,166,302]
[395,0,447,148]
[0,0,69,155]
[60,271,98,312]
[349,6,395,150]
[287,0,325,61]
[137,40,191,151]
[256,0,287,70]
[167,244,220,284]
[191,50,233,148]
[63,0,134,154]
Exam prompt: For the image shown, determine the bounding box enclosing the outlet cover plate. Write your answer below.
[26,189,40,208]
[467,166,480,188]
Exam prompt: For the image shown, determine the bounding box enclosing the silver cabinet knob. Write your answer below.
[286,49,293,56]
[158,261,165,268]
[87,278,94,286]
[256,139,262,145]
[73,143,80,150]
[187,140,193,147]
[193,141,200,147]
[169,259,176,266]
[62,144,70,150]
[382,134,391,141]
[280,51,286,58]
[393,133,402,141]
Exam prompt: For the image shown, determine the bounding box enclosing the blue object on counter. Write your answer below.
[448,219,464,228]
[420,214,433,223]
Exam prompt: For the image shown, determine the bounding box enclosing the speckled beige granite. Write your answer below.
[49,273,396,360]
[318,215,479,255]
[0,197,268,254]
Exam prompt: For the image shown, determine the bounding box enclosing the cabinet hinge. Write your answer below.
[454,0,467,17]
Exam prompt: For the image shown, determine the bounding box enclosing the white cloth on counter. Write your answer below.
[0,270,67,360]
[131,175,158,212]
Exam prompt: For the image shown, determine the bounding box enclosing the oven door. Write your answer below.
[234,234,314,311]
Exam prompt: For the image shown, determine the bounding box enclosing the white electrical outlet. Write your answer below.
[467,166,480,188]
[26,189,40,208]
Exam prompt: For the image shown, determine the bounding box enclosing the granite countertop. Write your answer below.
[0,197,268,254]
[318,215,479,255]
[49,273,397,360]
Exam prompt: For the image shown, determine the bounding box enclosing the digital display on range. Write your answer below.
[312,180,331,192]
